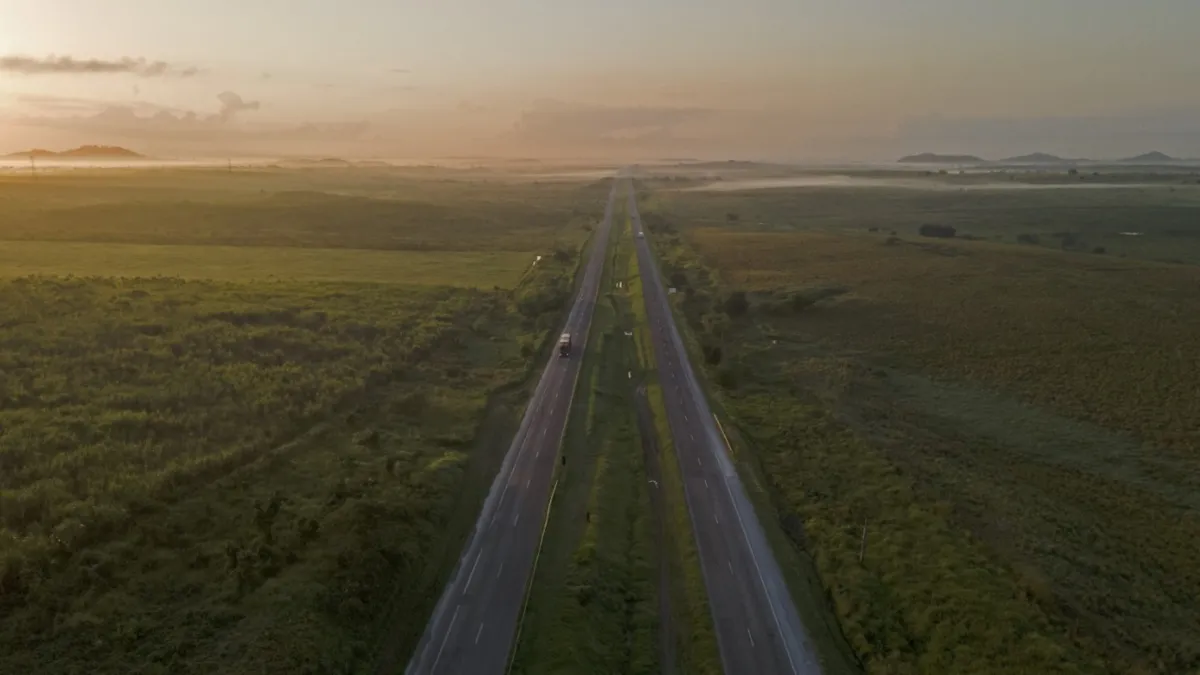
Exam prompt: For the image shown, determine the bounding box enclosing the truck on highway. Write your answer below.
[558,332,572,357]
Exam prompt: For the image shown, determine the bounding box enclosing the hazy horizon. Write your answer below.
[2,0,1199,161]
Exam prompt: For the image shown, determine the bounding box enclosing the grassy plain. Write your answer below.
[646,170,1200,264]
[627,225,722,675]
[638,179,1200,675]
[513,201,660,675]
[0,170,599,252]
[0,240,532,287]
[0,167,608,674]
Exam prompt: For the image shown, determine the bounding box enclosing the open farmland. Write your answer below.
[643,169,1200,265]
[0,241,533,287]
[0,169,603,252]
[0,168,607,674]
[638,182,1200,675]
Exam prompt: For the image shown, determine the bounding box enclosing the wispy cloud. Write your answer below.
[11,91,367,144]
[14,93,189,117]
[0,55,200,77]
[215,92,260,122]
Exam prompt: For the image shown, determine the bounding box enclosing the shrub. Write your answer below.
[722,291,749,317]
[919,224,957,238]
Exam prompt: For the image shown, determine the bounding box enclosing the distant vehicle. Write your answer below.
[558,332,572,357]
[636,231,645,239]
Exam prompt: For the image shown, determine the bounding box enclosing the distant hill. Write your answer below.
[5,145,144,159]
[898,153,985,164]
[1120,151,1178,163]
[1000,152,1077,164]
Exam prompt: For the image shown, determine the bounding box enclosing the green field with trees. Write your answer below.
[636,177,1200,675]
[645,169,1200,265]
[0,169,608,674]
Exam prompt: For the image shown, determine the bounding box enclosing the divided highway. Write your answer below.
[629,190,824,675]
[403,179,619,675]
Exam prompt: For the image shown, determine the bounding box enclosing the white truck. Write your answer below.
[558,332,572,357]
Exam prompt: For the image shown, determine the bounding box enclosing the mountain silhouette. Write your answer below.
[1000,152,1078,163]
[5,145,144,159]
[1119,151,1178,162]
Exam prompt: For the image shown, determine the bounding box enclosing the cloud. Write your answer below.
[14,93,190,117]
[216,91,260,122]
[0,55,200,77]
[512,99,711,146]
[10,91,367,145]
[15,94,112,114]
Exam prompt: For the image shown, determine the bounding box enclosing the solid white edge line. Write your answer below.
[429,604,462,674]
[463,552,481,592]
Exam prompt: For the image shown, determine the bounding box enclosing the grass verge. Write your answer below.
[511,193,659,675]
[627,220,721,675]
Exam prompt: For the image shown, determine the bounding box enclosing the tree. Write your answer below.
[723,291,749,318]
[726,212,740,223]
[918,224,956,239]
[703,344,723,365]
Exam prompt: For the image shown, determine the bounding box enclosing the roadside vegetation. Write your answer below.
[0,169,605,674]
[514,201,659,675]
[627,224,722,675]
[636,179,1200,675]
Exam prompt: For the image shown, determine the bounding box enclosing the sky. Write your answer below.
[0,0,1198,160]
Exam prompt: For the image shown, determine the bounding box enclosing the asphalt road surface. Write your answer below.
[403,179,619,675]
[629,190,824,675]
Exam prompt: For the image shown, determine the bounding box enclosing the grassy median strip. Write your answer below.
[511,195,659,675]
[628,221,722,675]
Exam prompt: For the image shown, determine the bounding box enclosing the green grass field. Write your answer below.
[0,168,607,674]
[638,179,1200,675]
[513,198,661,675]
[0,240,533,287]
[643,171,1200,265]
[0,170,605,253]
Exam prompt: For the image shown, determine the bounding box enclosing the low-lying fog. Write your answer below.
[684,175,1181,192]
